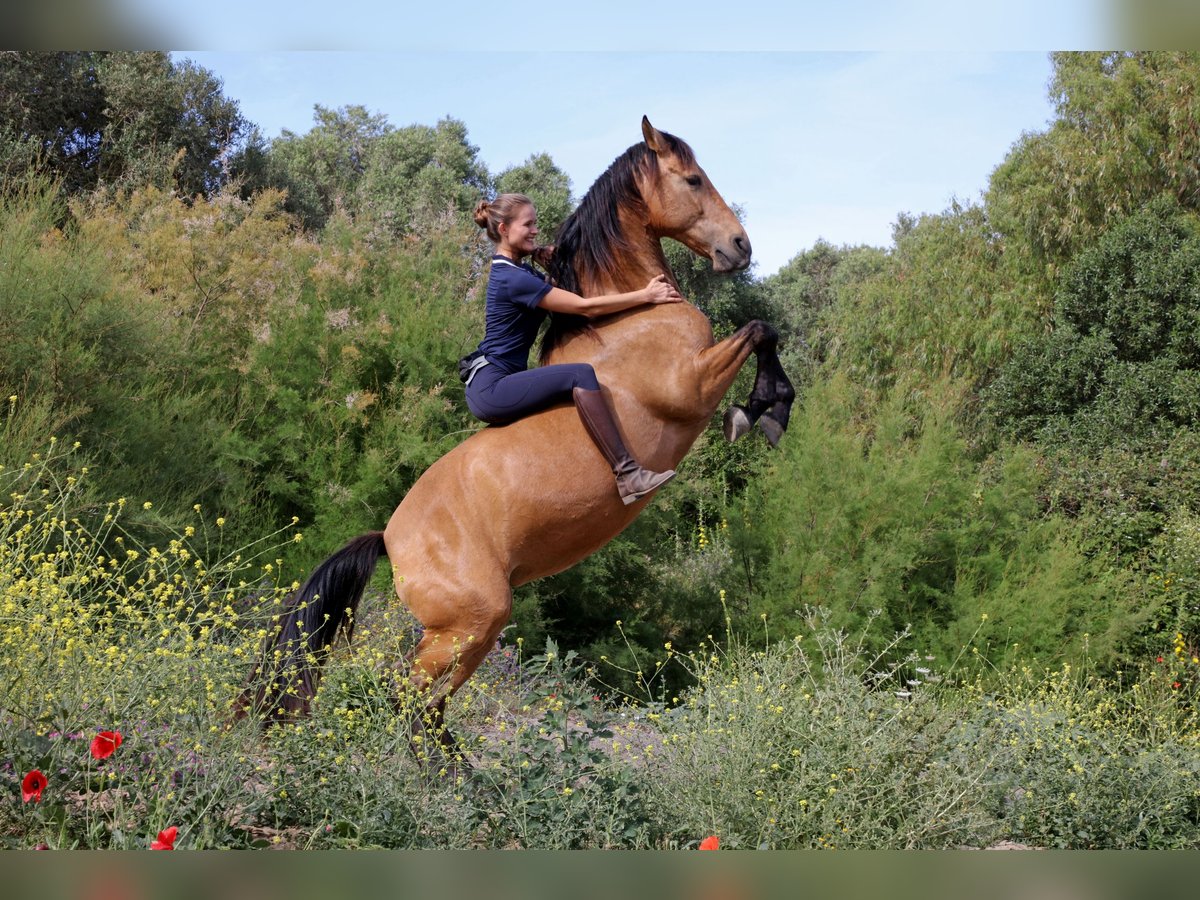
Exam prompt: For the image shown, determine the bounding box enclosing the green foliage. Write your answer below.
[1142,507,1200,664]
[0,52,247,200]
[460,644,661,848]
[987,52,1200,266]
[230,215,483,560]
[981,195,1200,594]
[0,51,106,194]
[741,375,1141,670]
[760,240,887,383]
[250,105,390,230]
[819,202,1047,395]
[0,176,225,519]
[250,107,491,237]
[646,619,1003,848]
[95,52,243,197]
[5,462,1200,849]
[356,117,489,238]
[987,665,1200,848]
[0,444,298,849]
[986,194,1200,451]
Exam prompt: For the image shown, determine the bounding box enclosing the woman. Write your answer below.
[466,193,681,505]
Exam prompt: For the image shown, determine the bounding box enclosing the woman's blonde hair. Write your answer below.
[474,193,534,243]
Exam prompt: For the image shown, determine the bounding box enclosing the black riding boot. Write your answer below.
[573,387,675,505]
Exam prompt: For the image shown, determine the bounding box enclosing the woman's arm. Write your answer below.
[538,274,682,318]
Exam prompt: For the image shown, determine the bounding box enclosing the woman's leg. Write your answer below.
[466,363,598,423]
[467,363,674,505]
[571,387,675,505]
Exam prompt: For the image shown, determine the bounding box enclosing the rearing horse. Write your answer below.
[241,117,794,756]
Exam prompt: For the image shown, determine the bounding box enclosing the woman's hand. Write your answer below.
[530,244,556,270]
[644,274,683,305]
[540,274,682,316]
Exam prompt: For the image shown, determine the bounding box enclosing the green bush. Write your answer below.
[986,665,1200,848]
[741,375,1142,672]
[5,456,1200,850]
[985,194,1200,452]
[642,617,1002,849]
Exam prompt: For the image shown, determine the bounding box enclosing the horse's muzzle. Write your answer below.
[713,233,752,272]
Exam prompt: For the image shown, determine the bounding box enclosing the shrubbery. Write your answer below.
[7,50,1200,847]
[4,464,1198,848]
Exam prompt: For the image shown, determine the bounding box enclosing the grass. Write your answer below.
[3,443,1200,849]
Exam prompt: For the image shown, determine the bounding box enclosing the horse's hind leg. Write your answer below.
[399,629,488,759]
[391,576,512,773]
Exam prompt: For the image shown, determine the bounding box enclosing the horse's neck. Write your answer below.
[580,215,673,295]
[565,219,714,366]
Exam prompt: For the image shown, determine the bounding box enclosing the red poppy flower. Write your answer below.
[1158,656,1165,663]
[1174,681,1182,690]
[21,770,47,803]
[89,730,123,760]
[699,835,719,850]
[150,826,177,850]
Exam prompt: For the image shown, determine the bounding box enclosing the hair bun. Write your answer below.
[472,200,491,229]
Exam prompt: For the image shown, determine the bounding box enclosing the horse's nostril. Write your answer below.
[734,235,746,252]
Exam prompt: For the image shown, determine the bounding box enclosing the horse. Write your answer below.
[239,117,795,763]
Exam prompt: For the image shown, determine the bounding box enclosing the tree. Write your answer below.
[0,51,106,193]
[96,52,247,198]
[0,52,247,199]
[761,240,887,382]
[259,104,392,230]
[167,59,248,197]
[815,202,1037,396]
[984,194,1200,451]
[357,116,489,237]
[987,52,1200,266]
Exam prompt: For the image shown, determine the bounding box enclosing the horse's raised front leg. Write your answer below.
[698,320,795,446]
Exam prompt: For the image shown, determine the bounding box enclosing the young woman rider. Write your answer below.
[466,193,681,505]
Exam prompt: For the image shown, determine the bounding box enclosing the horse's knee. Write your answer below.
[745,319,779,350]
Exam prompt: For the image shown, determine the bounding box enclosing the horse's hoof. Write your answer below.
[758,415,784,447]
[723,405,753,442]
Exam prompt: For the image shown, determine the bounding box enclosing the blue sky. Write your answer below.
[141,1,1109,51]
[177,50,1062,276]
[156,3,1113,276]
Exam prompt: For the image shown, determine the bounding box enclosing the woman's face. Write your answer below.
[500,204,539,255]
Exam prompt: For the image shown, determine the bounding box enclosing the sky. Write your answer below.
[175,50,1059,277]
[143,3,1118,277]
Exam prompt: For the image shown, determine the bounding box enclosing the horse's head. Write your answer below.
[639,116,751,273]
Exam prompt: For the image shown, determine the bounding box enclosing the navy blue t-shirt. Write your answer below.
[477,256,553,374]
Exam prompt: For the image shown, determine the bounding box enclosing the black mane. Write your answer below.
[539,130,696,362]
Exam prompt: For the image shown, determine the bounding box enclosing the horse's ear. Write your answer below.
[642,116,666,155]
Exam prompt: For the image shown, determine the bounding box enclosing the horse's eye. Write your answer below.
[685,174,702,187]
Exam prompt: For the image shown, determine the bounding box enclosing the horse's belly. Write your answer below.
[505,490,637,586]
[383,407,642,592]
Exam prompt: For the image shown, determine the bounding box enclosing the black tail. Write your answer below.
[237,532,386,722]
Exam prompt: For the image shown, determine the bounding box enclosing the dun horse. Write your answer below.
[240,117,795,761]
